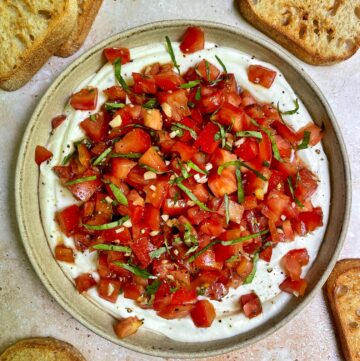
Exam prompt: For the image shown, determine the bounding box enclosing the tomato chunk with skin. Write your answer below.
[70,88,98,110]
[75,273,97,293]
[248,65,277,88]
[112,158,137,179]
[191,300,216,328]
[56,204,80,237]
[80,112,109,142]
[115,129,151,154]
[98,278,122,303]
[51,115,66,129]
[35,145,53,165]
[157,304,195,320]
[54,244,74,263]
[279,277,307,297]
[240,292,262,319]
[282,248,309,280]
[193,123,220,154]
[139,147,167,173]
[114,317,143,339]
[180,26,205,54]
[103,47,130,64]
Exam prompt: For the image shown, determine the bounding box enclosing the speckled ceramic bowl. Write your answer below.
[15,20,351,358]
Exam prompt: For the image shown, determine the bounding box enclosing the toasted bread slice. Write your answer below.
[238,0,360,65]
[0,0,78,91]
[0,337,86,361]
[56,0,103,58]
[326,259,360,361]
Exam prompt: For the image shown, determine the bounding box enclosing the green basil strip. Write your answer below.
[112,261,155,279]
[186,160,208,175]
[93,244,132,253]
[110,152,142,158]
[139,163,168,175]
[287,176,304,208]
[213,121,226,148]
[195,87,201,101]
[176,181,215,212]
[105,102,125,111]
[298,130,311,150]
[217,161,267,181]
[235,166,245,203]
[165,36,180,74]
[64,175,97,186]
[109,183,128,205]
[180,80,201,89]
[205,59,211,82]
[114,57,129,92]
[172,122,198,139]
[150,247,167,260]
[215,55,227,74]
[62,151,76,165]
[279,98,299,115]
[221,229,269,246]
[243,252,259,284]
[146,279,161,295]
[143,98,158,109]
[226,255,238,263]
[235,131,263,139]
[93,147,112,165]
[178,161,190,179]
[224,194,230,225]
[188,240,220,263]
[185,244,199,256]
[83,215,130,231]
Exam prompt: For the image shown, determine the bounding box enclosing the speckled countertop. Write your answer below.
[0,1,359,360]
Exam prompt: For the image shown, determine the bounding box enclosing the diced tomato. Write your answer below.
[171,141,197,161]
[70,88,98,110]
[282,219,295,241]
[235,138,259,161]
[123,282,144,300]
[294,168,318,202]
[236,257,254,279]
[241,90,257,106]
[298,207,323,232]
[279,277,307,297]
[102,227,132,245]
[193,249,223,271]
[282,248,309,280]
[266,190,291,221]
[144,179,169,208]
[297,123,323,147]
[115,129,151,154]
[163,198,188,216]
[208,168,237,197]
[51,115,66,129]
[103,86,127,101]
[215,103,244,131]
[114,317,143,339]
[259,246,272,262]
[170,289,197,305]
[139,147,167,173]
[275,135,292,159]
[196,59,220,82]
[35,145,52,165]
[133,72,157,94]
[103,47,130,64]
[159,89,190,122]
[143,204,161,232]
[56,205,80,237]
[154,72,185,91]
[191,300,216,328]
[75,273,97,293]
[98,278,122,303]
[240,292,262,318]
[213,242,239,263]
[193,122,220,154]
[258,131,272,166]
[198,89,224,114]
[80,112,109,142]
[157,304,194,319]
[272,120,300,145]
[54,244,74,263]
[112,158,137,179]
[248,65,276,88]
[180,26,205,54]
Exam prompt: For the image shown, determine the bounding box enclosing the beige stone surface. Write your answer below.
[0,1,359,360]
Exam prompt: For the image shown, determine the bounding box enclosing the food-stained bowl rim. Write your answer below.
[15,19,351,358]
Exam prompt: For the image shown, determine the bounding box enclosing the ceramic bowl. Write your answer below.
[15,20,351,358]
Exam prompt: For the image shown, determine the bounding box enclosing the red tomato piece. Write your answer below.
[154,72,185,91]
[279,277,307,297]
[170,289,197,305]
[144,204,161,232]
[180,26,205,54]
[139,147,168,173]
[235,138,259,161]
[75,273,97,293]
[248,65,277,88]
[51,115,66,129]
[294,168,318,202]
[114,129,151,154]
[208,168,237,197]
[198,89,224,114]
[157,304,195,320]
[282,248,309,280]
[56,204,80,237]
[102,227,132,245]
[163,198,189,216]
[98,278,122,303]
[123,282,144,300]
[240,292,262,318]
[271,120,300,145]
[193,249,223,271]
[259,246,272,262]
[80,112,109,142]
[193,123,220,154]
[258,130,272,166]
[54,244,74,263]
[159,89,190,122]
[112,158,137,179]
[103,47,130,64]
[298,207,323,232]
[67,171,102,202]
[196,59,220,82]
[191,300,216,328]
[103,86,127,102]
[297,123,323,146]
[171,141,198,162]
[216,102,245,131]
[144,179,169,209]
[132,72,157,94]
[114,317,143,339]
[35,145,53,165]
[70,88,98,110]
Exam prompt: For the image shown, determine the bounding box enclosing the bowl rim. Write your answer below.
[15,19,351,358]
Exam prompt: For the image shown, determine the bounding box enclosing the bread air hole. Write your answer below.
[327,28,334,43]
[355,6,360,19]
[328,0,341,16]
[281,10,292,26]
[299,24,307,39]
[38,10,52,20]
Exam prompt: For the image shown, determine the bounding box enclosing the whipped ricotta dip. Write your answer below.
[39,41,330,342]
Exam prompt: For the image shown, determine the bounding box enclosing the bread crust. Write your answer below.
[326,259,360,361]
[238,0,360,65]
[0,0,78,91]
[56,0,103,58]
[0,337,86,361]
